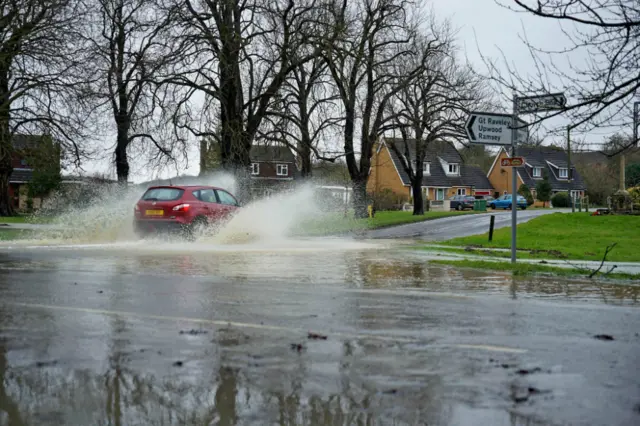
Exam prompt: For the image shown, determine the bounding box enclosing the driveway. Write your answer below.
[364,208,569,241]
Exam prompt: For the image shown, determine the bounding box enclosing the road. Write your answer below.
[0,238,638,425]
[365,208,569,240]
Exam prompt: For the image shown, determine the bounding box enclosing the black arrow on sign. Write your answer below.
[467,115,476,140]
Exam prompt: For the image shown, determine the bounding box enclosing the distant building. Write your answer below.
[487,146,587,202]
[249,144,299,198]
[367,138,494,202]
[9,134,61,211]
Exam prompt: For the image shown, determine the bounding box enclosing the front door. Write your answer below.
[436,188,445,201]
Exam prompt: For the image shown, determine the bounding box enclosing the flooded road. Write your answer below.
[1,238,639,425]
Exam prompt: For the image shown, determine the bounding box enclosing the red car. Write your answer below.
[133,185,240,238]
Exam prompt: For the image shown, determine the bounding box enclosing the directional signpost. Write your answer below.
[465,93,566,264]
[503,92,566,263]
[516,92,567,114]
[465,112,529,146]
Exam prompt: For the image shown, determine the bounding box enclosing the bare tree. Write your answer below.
[485,0,640,154]
[261,56,342,178]
[323,0,438,218]
[0,0,88,216]
[164,0,329,200]
[80,0,182,184]
[387,25,488,215]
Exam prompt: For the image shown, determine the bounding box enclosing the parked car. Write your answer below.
[133,185,240,238]
[450,195,476,211]
[482,195,495,205]
[490,194,528,210]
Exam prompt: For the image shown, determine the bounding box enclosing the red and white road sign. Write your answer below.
[501,157,525,167]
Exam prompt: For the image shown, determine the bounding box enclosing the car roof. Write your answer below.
[145,184,230,191]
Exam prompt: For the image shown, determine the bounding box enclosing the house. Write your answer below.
[9,134,61,211]
[367,138,494,202]
[249,144,299,197]
[487,146,587,203]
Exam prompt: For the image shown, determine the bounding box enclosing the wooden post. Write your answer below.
[620,153,626,191]
[489,215,495,242]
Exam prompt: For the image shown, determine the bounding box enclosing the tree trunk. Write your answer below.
[115,131,129,185]
[352,176,368,219]
[299,138,312,179]
[411,180,424,215]
[0,68,14,216]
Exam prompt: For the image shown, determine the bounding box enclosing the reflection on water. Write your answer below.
[0,333,546,426]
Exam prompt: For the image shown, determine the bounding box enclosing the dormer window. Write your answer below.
[423,162,430,175]
[559,168,568,179]
[448,163,459,175]
[533,167,542,178]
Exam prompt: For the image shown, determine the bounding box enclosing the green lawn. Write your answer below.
[441,213,640,262]
[0,215,52,224]
[431,259,640,281]
[0,229,34,240]
[294,210,481,236]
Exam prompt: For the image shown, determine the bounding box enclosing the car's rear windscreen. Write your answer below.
[141,188,184,201]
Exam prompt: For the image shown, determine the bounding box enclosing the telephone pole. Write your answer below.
[567,126,574,212]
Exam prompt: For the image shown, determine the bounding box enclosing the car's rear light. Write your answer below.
[134,204,140,212]
[172,203,190,212]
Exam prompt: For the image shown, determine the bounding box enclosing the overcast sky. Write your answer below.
[76,0,621,184]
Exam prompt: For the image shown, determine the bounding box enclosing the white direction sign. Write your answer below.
[465,112,529,146]
[516,93,566,114]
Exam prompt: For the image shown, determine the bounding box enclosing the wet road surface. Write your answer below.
[0,238,639,425]
[365,209,568,240]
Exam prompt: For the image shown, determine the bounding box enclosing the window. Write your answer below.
[251,163,259,175]
[422,162,430,174]
[216,190,238,206]
[142,188,184,201]
[196,188,217,203]
[448,163,459,175]
[276,164,288,176]
[533,167,541,178]
[559,168,568,179]
[20,159,28,166]
[457,188,466,195]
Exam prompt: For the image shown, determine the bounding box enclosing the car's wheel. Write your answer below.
[507,204,512,210]
[185,216,208,241]
[456,204,462,211]
[490,203,496,209]
[520,205,527,210]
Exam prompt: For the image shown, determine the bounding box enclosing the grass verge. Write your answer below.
[441,212,640,262]
[0,229,35,240]
[0,215,53,224]
[430,259,640,281]
[295,210,481,236]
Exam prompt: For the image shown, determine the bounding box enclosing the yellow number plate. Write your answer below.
[145,209,164,216]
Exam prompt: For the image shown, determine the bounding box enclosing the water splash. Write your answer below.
[18,175,348,248]
[203,184,325,244]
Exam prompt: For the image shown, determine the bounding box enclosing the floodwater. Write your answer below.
[1,183,639,425]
